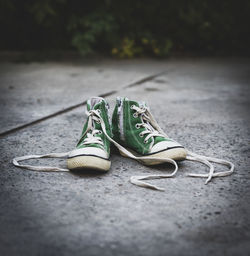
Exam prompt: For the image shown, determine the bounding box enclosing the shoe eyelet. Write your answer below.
[133,113,138,118]
[139,133,144,137]
[130,105,135,109]
[98,130,102,134]
[135,124,140,129]
[144,139,148,144]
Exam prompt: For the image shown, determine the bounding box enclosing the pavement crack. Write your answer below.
[0,71,165,138]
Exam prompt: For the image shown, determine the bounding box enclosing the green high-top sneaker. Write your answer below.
[112,97,187,165]
[110,97,233,190]
[67,97,112,171]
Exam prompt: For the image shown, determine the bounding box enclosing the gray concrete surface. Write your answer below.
[0,59,165,134]
[0,58,250,256]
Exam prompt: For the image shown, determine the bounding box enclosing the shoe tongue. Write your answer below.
[138,101,147,109]
[87,97,105,110]
[123,97,147,109]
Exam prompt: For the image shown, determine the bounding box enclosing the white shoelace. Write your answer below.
[121,106,234,190]
[131,105,166,150]
[77,110,104,147]
[12,110,103,172]
[13,109,234,191]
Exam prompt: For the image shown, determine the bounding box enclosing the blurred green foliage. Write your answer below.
[0,0,250,57]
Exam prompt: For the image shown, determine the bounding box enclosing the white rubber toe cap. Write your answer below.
[150,140,183,153]
[68,147,109,159]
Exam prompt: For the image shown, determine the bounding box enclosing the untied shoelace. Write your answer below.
[13,109,234,191]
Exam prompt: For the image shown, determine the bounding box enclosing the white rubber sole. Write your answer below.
[119,147,187,166]
[67,155,111,171]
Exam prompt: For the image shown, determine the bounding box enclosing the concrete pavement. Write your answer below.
[0,58,249,256]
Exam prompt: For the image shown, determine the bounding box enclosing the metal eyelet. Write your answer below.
[144,139,148,143]
[98,130,102,134]
[133,113,138,118]
[135,124,140,129]
[139,133,144,137]
[130,105,135,109]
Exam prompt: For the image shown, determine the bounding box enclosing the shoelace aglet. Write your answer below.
[130,176,165,191]
[205,177,212,184]
[187,173,212,184]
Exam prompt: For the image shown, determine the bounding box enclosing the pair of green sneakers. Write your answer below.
[67,96,186,172]
[13,96,234,191]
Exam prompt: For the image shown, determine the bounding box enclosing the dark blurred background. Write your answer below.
[1,0,250,58]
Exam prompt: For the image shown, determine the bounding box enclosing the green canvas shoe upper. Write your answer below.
[112,97,185,156]
[68,97,112,160]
